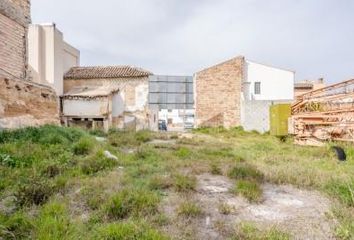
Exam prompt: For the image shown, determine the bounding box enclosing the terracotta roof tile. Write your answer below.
[64,66,152,80]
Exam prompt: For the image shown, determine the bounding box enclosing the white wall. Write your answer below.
[112,93,124,117]
[125,82,149,112]
[63,98,109,117]
[28,23,80,95]
[244,60,294,101]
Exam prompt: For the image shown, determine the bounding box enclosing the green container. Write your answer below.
[270,104,291,136]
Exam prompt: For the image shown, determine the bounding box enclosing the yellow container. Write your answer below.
[270,104,291,136]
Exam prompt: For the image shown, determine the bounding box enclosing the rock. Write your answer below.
[104,150,118,160]
[95,137,106,142]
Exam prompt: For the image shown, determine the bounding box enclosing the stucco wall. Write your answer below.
[63,98,110,117]
[195,57,244,128]
[244,60,294,101]
[28,24,80,95]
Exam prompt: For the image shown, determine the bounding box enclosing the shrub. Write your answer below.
[177,201,203,217]
[15,177,54,206]
[135,130,153,143]
[228,164,264,182]
[174,174,196,192]
[104,189,160,220]
[73,137,94,155]
[94,221,167,240]
[232,180,263,203]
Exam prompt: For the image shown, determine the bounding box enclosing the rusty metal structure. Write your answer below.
[290,79,354,146]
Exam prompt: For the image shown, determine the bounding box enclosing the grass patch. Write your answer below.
[234,222,290,240]
[104,188,160,220]
[178,201,203,218]
[325,180,354,207]
[218,202,233,215]
[173,174,197,192]
[94,221,168,240]
[232,180,263,203]
[228,163,264,182]
[210,163,223,175]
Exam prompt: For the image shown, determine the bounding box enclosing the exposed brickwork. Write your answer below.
[195,56,245,128]
[0,77,59,129]
[0,13,26,79]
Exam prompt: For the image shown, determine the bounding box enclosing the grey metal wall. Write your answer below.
[149,75,194,110]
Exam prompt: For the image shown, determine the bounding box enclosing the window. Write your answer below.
[168,109,172,113]
[254,82,261,95]
[168,118,173,124]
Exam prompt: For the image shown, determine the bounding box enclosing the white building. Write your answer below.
[194,56,294,133]
[27,23,80,95]
[241,60,294,133]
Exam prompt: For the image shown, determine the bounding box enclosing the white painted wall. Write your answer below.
[28,23,80,95]
[244,60,294,101]
[63,98,109,117]
[125,82,149,112]
[112,93,124,117]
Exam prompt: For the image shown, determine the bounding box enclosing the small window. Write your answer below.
[168,118,173,124]
[168,109,172,113]
[254,82,261,95]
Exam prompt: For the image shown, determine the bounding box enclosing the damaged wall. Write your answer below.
[0,77,59,129]
[64,77,153,130]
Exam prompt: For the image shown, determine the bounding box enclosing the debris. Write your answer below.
[331,146,346,161]
[104,150,118,160]
[290,78,354,146]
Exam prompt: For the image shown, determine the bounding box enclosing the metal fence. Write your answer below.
[149,75,194,110]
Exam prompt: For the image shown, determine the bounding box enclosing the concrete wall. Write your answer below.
[195,57,244,128]
[241,100,293,133]
[63,98,110,117]
[28,23,80,95]
[244,60,294,101]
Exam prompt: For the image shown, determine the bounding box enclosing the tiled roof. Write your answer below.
[61,86,119,99]
[64,66,152,80]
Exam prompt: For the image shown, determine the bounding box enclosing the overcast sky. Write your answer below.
[32,0,354,83]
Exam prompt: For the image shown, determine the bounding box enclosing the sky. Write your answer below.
[31,0,354,84]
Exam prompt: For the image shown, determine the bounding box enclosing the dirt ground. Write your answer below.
[162,173,335,240]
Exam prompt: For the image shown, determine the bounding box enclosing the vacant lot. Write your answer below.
[0,126,353,239]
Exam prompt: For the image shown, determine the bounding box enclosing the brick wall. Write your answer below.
[0,77,59,129]
[0,0,30,79]
[195,56,245,128]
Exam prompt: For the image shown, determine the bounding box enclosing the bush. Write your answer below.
[104,189,160,220]
[228,164,264,182]
[73,137,94,155]
[232,180,263,203]
[177,201,203,217]
[174,174,196,192]
[94,221,167,240]
[15,177,55,206]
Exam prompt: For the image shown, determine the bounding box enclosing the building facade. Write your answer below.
[0,0,59,129]
[294,78,325,99]
[194,56,294,133]
[28,23,80,95]
[63,66,157,131]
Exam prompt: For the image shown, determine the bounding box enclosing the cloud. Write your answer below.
[31,0,354,83]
